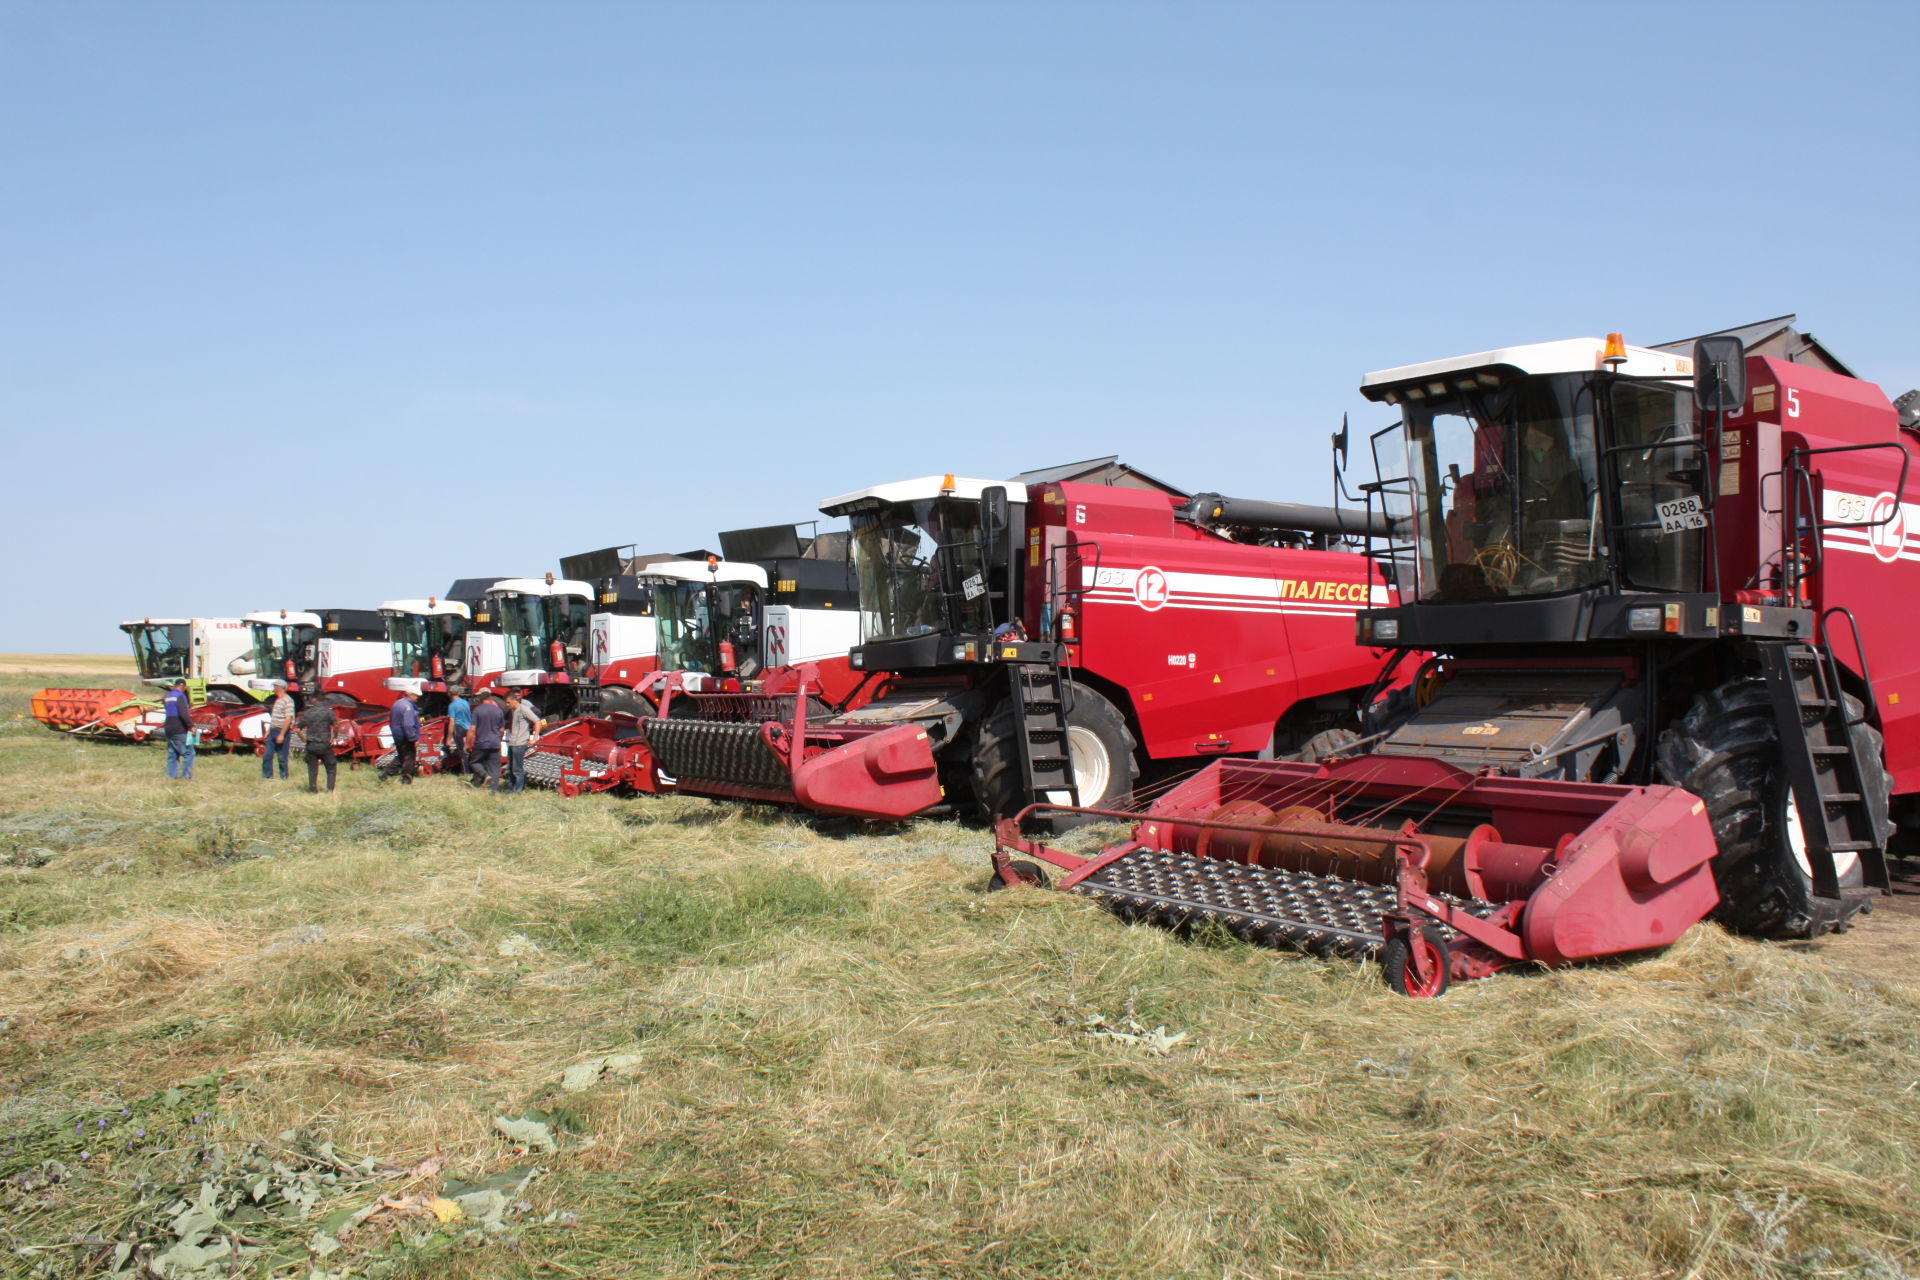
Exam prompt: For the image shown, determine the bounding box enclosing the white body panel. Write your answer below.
[765,604,861,667]
[316,638,393,679]
[589,613,659,676]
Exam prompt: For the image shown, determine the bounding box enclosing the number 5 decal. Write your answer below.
[1787,387,1801,418]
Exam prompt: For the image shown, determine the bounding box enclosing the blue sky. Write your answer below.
[3,1,1916,651]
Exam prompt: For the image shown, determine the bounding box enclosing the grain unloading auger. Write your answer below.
[992,753,1717,996]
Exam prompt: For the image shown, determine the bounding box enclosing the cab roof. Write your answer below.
[243,610,323,627]
[633,559,769,588]
[820,475,1010,516]
[486,578,594,598]
[378,599,472,618]
[1361,337,1693,403]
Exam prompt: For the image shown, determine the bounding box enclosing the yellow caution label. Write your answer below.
[1001,646,1019,659]
[1212,674,1222,684]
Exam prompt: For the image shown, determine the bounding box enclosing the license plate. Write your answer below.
[1657,496,1707,533]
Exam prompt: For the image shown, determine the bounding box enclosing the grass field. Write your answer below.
[3,666,1919,1280]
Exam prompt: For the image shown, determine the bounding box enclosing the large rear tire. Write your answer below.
[1655,677,1888,939]
[598,689,654,719]
[970,682,1138,819]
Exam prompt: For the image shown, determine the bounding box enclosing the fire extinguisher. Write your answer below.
[284,657,297,683]
[430,652,444,680]
[550,639,565,671]
[718,640,736,672]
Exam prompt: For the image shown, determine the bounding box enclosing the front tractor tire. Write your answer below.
[1655,677,1890,940]
[971,682,1138,819]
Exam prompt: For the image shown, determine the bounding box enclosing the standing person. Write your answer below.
[261,680,295,780]
[162,678,195,781]
[444,685,472,778]
[465,689,505,792]
[390,687,421,785]
[503,689,546,793]
[296,693,340,793]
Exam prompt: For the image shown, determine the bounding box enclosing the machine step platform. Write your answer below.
[1064,846,1498,960]
[1006,650,1078,805]
[1760,643,1891,923]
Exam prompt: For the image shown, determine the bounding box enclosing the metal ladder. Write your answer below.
[1003,643,1079,807]
[1758,643,1889,931]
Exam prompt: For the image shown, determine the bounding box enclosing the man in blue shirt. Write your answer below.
[465,690,506,792]
[444,686,472,778]
[162,678,195,781]
[389,689,421,785]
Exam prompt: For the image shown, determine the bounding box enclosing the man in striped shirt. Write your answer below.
[262,680,296,780]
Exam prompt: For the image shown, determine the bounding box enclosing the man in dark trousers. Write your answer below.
[162,678,195,781]
[296,693,340,793]
[466,689,506,791]
[444,685,472,778]
[389,687,422,784]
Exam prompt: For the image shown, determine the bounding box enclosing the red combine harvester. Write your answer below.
[636,470,1396,819]
[996,322,1919,993]
[524,526,865,791]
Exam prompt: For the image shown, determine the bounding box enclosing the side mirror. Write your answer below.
[1694,336,1747,414]
[1332,414,1350,472]
[980,486,1010,538]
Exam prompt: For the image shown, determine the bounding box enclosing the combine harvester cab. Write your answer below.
[367,580,510,773]
[641,467,1400,820]
[1000,321,1920,991]
[34,616,255,742]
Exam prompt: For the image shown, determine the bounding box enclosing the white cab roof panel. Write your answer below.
[378,599,472,618]
[820,475,1010,516]
[243,610,323,627]
[1362,337,1694,401]
[634,559,770,587]
[486,578,594,598]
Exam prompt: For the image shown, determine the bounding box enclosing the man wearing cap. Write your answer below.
[465,689,506,792]
[389,686,422,784]
[162,678,195,781]
[444,685,472,778]
[261,680,296,780]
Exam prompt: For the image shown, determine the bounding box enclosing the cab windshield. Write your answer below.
[388,614,470,680]
[849,499,992,642]
[1394,373,1703,602]
[498,594,591,674]
[252,623,318,683]
[653,582,763,674]
[128,624,191,680]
